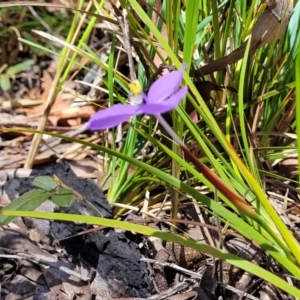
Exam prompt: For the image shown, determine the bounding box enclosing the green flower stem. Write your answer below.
[155,114,183,146]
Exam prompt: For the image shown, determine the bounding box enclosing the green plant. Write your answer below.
[1,0,300,297]
[0,59,34,92]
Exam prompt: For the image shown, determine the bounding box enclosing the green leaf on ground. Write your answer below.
[0,189,51,225]
[51,188,74,207]
[6,59,35,76]
[32,176,58,191]
[0,74,10,91]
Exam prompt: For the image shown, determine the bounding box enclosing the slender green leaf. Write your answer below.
[6,59,35,76]
[1,209,300,298]
[0,189,50,225]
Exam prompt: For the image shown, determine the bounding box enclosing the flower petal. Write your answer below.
[140,87,188,114]
[146,63,187,104]
[87,104,141,130]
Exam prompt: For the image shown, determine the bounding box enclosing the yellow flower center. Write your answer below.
[128,80,142,95]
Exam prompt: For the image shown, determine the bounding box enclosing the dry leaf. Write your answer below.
[16,70,95,126]
[278,158,299,179]
[194,81,223,102]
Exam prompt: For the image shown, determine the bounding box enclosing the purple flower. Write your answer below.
[87,64,188,130]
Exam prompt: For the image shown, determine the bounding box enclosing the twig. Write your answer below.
[0,122,78,132]
[217,281,260,300]
[119,9,136,82]
[141,258,206,280]
[28,6,52,32]
[0,248,90,281]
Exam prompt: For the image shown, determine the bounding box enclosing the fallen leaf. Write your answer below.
[16,70,95,126]
[278,158,299,179]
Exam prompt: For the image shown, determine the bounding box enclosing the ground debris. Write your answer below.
[0,161,154,299]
